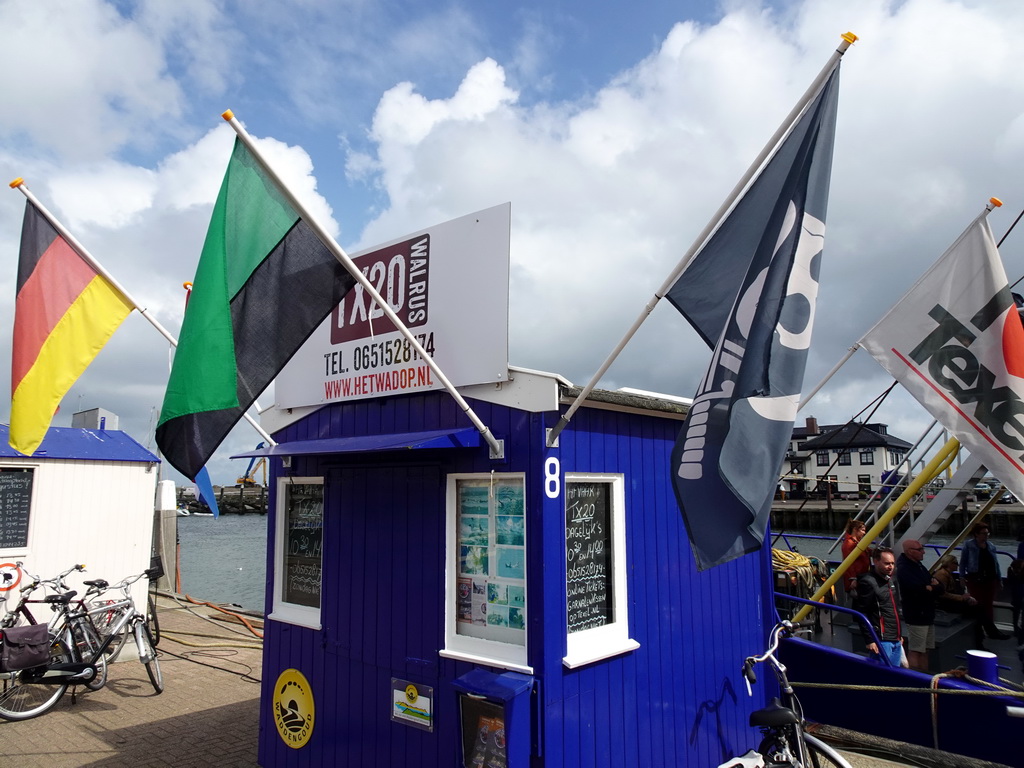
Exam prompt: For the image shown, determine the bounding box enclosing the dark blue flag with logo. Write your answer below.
[666,68,840,570]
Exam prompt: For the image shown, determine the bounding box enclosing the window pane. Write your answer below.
[282,481,323,609]
[455,478,526,646]
[566,481,614,633]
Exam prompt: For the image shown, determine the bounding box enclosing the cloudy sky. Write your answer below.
[2,0,1024,487]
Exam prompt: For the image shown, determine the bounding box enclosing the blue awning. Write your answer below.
[230,427,481,458]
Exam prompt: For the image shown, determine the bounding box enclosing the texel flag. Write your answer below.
[859,213,1024,503]
[665,68,840,570]
[157,137,355,481]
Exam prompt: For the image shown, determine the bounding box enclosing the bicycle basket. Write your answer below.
[0,623,50,671]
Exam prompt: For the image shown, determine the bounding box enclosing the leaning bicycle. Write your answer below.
[0,568,163,721]
[718,621,852,768]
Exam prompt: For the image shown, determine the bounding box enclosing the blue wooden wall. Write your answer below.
[257,390,774,767]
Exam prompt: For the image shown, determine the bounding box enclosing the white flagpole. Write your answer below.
[222,112,505,459]
[546,32,858,447]
[9,178,277,448]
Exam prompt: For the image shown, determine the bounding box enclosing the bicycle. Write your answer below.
[0,568,163,720]
[718,621,853,768]
[1,563,109,692]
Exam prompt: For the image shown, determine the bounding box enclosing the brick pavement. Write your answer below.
[1,595,263,767]
[1,596,933,768]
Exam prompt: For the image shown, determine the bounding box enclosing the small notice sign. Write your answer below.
[391,678,433,732]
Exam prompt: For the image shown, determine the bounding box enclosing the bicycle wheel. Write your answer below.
[136,621,163,694]
[147,589,161,647]
[803,733,854,768]
[0,636,71,721]
[73,621,108,691]
[92,601,130,662]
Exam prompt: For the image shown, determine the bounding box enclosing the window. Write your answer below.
[858,475,872,496]
[859,449,874,465]
[443,474,529,672]
[790,461,803,476]
[837,451,851,466]
[816,451,830,467]
[889,450,904,465]
[563,474,638,668]
[270,477,323,629]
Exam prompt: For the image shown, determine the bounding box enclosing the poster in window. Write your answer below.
[455,478,525,645]
[0,469,33,550]
[565,481,614,633]
[283,481,323,608]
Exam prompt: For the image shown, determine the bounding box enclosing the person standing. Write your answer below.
[857,546,905,667]
[961,523,1009,641]
[896,539,943,671]
[841,519,871,595]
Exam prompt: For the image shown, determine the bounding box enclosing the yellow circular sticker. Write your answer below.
[405,683,418,704]
[272,668,315,749]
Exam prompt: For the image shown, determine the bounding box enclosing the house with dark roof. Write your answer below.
[781,416,913,500]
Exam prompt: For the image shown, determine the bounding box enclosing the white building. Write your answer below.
[782,417,912,500]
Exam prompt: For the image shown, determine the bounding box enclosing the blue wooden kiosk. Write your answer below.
[247,367,775,767]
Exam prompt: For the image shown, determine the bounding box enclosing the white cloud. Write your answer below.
[0,0,184,159]
[4,0,1024,487]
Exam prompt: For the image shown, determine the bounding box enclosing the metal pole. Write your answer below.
[9,178,277,448]
[547,32,858,447]
[223,113,505,459]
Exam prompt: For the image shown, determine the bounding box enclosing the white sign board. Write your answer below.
[276,203,510,409]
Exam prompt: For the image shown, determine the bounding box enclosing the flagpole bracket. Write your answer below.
[545,428,560,449]
[489,438,505,461]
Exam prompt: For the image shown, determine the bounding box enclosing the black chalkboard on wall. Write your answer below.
[565,481,613,633]
[282,480,323,609]
[0,469,33,550]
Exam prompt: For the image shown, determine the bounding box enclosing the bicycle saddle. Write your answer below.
[83,579,109,589]
[45,591,77,604]
[749,697,800,727]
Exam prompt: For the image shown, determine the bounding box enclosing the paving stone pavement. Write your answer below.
[1,595,263,767]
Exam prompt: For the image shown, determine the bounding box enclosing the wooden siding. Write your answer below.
[258,391,773,767]
[0,457,156,608]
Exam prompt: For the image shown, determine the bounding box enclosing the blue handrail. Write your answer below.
[773,592,892,667]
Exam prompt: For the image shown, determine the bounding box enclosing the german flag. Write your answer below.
[10,201,133,455]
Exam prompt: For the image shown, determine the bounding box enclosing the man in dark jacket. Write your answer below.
[896,539,944,671]
[856,546,904,666]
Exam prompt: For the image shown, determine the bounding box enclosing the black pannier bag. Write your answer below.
[0,623,51,671]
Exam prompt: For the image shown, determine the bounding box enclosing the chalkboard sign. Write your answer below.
[565,481,613,633]
[0,469,34,550]
[282,480,323,609]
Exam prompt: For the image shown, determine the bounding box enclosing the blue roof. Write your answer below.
[0,424,159,463]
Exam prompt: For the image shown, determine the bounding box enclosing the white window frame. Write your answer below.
[269,476,323,630]
[562,473,638,669]
[441,472,531,673]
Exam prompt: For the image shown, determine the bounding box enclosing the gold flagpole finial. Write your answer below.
[222,109,234,121]
[841,32,858,45]
[9,177,24,189]
[989,197,1003,209]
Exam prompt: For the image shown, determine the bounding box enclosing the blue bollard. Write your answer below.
[965,649,998,684]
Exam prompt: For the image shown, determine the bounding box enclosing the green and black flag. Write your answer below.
[157,137,355,480]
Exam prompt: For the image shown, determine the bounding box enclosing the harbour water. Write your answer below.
[173,514,1019,614]
[177,512,268,611]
